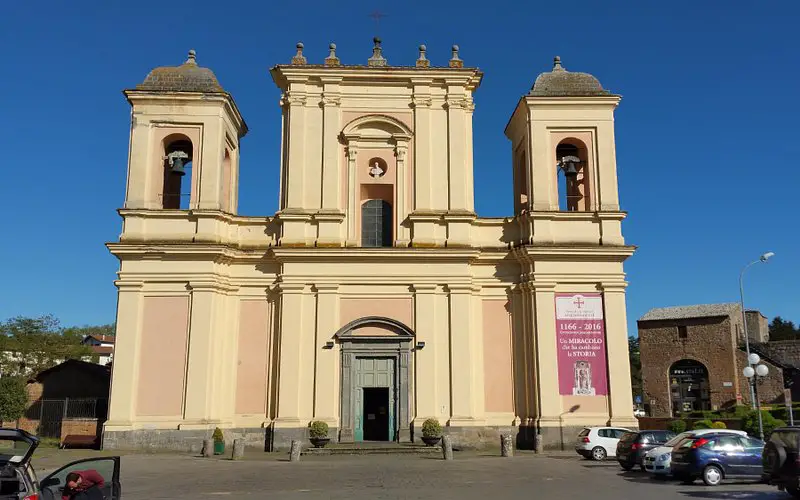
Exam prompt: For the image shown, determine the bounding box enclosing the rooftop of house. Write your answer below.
[639,303,741,322]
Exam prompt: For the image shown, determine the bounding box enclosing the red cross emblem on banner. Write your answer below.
[573,296,585,309]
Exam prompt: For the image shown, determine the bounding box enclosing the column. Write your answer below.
[411,86,432,210]
[448,284,480,425]
[284,89,307,209]
[530,283,560,423]
[601,283,636,426]
[105,281,143,428]
[445,90,468,211]
[413,284,438,420]
[313,284,340,428]
[182,282,220,425]
[394,143,410,246]
[345,145,358,246]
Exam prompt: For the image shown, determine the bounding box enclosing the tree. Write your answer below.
[0,377,28,422]
[62,323,115,339]
[769,317,800,341]
[629,336,642,400]
[0,315,93,378]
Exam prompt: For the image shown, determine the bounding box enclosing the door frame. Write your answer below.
[335,316,414,443]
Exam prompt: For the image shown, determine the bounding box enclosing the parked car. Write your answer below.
[0,428,121,499]
[670,432,764,486]
[643,428,748,477]
[763,426,800,497]
[575,427,631,461]
[616,430,676,471]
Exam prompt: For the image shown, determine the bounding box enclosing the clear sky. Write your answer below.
[0,0,797,337]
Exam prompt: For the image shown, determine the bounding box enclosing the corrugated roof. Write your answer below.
[639,303,740,322]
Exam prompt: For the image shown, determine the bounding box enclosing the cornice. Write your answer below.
[270,247,480,264]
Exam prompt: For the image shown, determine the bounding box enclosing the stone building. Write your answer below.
[639,303,784,417]
[103,40,637,451]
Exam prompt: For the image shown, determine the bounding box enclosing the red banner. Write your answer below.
[555,293,608,396]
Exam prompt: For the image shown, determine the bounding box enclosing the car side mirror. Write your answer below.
[41,477,60,488]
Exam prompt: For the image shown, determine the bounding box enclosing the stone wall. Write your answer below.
[640,316,741,416]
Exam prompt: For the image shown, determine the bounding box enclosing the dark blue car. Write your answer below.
[670,433,764,486]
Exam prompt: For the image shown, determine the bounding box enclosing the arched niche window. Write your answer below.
[669,359,711,416]
[162,136,193,210]
[516,150,528,214]
[555,139,589,212]
[361,199,392,247]
[221,149,232,212]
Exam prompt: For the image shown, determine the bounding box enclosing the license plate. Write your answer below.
[618,454,627,460]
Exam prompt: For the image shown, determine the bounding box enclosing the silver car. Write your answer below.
[0,428,121,499]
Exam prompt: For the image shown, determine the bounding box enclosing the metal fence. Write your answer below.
[25,398,108,439]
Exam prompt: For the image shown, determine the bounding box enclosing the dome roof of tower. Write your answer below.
[136,50,225,93]
[529,56,611,97]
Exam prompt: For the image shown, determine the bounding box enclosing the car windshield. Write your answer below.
[0,437,33,465]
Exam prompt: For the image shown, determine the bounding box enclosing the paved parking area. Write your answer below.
[33,451,788,499]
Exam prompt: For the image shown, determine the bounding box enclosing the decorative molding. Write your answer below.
[411,96,432,108]
[320,94,341,107]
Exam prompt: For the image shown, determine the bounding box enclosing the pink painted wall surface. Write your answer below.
[235,300,270,415]
[339,298,414,331]
[482,299,514,412]
[137,296,190,416]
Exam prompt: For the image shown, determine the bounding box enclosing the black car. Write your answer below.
[616,430,676,471]
[763,427,800,497]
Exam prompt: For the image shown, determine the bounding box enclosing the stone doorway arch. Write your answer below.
[335,316,414,443]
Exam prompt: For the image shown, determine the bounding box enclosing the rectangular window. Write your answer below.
[678,325,688,339]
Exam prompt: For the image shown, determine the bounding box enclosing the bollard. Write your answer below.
[289,440,301,462]
[202,439,213,458]
[500,434,513,457]
[231,439,244,460]
[534,432,543,454]
[441,435,453,461]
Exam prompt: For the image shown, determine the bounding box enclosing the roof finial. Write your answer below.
[185,49,197,65]
[553,55,564,71]
[416,44,430,68]
[325,43,341,66]
[368,36,387,67]
[449,44,463,68]
[292,42,307,65]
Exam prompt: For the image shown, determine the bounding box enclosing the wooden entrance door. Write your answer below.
[354,357,395,442]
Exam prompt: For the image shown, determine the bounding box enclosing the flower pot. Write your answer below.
[310,437,330,448]
[422,436,441,447]
[213,440,225,455]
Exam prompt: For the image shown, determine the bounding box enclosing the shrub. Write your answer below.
[742,410,785,438]
[712,421,727,429]
[309,421,329,439]
[693,419,713,430]
[212,427,224,443]
[667,420,687,434]
[421,418,442,438]
[0,377,27,422]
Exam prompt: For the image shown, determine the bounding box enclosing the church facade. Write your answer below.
[103,40,636,451]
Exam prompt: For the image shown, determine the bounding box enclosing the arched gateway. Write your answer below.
[334,317,413,443]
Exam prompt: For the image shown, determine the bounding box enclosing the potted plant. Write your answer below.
[212,427,225,455]
[309,421,330,448]
[421,418,442,446]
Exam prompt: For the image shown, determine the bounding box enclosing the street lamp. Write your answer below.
[743,353,770,440]
[740,252,775,407]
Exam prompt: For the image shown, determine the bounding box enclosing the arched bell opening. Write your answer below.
[162,135,193,210]
[555,138,589,212]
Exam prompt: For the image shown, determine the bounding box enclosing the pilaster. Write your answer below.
[273,283,308,428]
[445,90,469,211]
[600,283,636,427]
[105,281,144,429]
[313,284,340,426]
[529,121,558,211]
[447,283,482,425]
[197,118,225,210]
[413,284,438,420]
[320,80,344,246]
[529,282,561,422]
[345,145,359,246]
[411,84,433,210]
[283,89,307,210]
[124,117,152,209]
[182,281,222,425]
[394,143,410,246]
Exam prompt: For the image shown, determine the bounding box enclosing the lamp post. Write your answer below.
[743,353,770,440]
[739,252,775,407]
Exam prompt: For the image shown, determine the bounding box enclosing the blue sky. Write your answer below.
[0,0,797,337]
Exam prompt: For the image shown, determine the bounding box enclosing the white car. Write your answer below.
[643,428,748,476]
[575,427,631,461]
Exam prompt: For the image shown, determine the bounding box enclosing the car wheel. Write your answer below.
[702,465,723,486]
[787,486,800,499]
[591,446,607,461]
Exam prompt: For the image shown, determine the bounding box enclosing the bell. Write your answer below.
[170,157,186,176]
[560,155,581,178]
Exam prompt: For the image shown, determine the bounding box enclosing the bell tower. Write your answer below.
[123,50,247,213]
